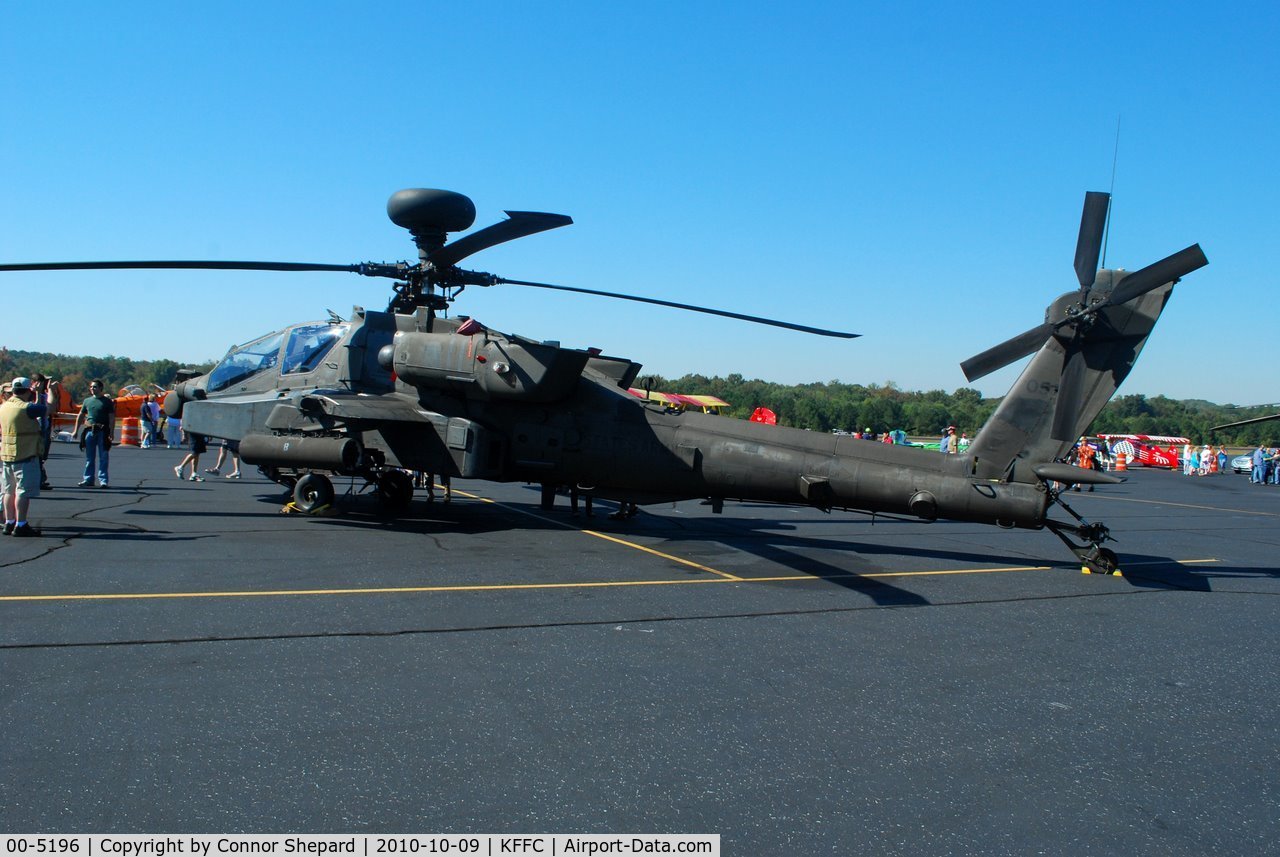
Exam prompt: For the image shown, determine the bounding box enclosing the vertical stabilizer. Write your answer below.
[968,277,1175,480]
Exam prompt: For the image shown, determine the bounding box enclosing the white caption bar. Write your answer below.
[0,835,720,857]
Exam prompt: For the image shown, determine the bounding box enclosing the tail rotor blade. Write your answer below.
[1104,244,1208,308]
[1073,191,1111,289]
[1051,348,1088,441]
[960,322,1052,382]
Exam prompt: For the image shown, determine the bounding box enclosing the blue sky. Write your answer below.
[2,2,1275,404]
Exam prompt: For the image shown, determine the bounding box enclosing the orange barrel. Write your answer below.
[120,417,141,447]
[1114,454,1128,472]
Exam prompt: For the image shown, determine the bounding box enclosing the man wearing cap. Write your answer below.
[1,377,52,536]
[72,378,115,488]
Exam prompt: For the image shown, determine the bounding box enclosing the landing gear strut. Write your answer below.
[375,469,414,515]
[1045,486,1122,575]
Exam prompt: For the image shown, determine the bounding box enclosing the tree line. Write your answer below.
[643,373,1280,446]
[4,347,1275,445]
[0,348,213,403]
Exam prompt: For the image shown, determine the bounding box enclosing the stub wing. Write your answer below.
[293,390,439,426]
[181,390,439,440]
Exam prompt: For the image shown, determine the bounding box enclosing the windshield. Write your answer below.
[207,331,286,392]
[282,323,348,375]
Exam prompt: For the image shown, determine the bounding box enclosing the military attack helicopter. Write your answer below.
[1,188,1206,574]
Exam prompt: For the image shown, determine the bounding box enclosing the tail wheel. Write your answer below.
[1085,547,1120,576]
[377,470,414,515]
[293,473,335,513]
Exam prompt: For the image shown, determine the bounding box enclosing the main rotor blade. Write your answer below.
[1051,348,1088,442]
[1209,413,1280,432]
[494,278,859,339]
[428,211,573,269]
[1073,191,1111,289]
[959,322,1053,382]
[1103,244,1208,309]
[0,260,364,274]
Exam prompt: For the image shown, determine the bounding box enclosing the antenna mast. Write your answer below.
[1102,115,1121,268]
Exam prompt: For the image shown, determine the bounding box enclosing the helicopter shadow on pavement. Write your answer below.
[324,490,961,606]
[1114,555,1280,592]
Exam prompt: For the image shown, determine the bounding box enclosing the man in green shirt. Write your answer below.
[73,378,115,488]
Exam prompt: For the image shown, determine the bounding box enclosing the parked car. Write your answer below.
[1232,454,1253,474]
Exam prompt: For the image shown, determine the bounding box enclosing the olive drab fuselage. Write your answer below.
[174,305,1060,531]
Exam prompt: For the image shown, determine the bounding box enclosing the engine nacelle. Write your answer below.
[379,330,589,402]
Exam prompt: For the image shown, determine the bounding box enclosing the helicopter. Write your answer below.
[1,188,1206,575]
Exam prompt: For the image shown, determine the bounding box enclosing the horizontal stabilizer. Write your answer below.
[1032,462,1125,485]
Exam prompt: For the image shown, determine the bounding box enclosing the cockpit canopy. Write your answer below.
[207,322,349,393]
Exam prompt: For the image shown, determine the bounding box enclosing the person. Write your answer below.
[139,393,159,449]
[570,484,593,517]
[2,377,52,537]
[32,374,56,489]
[1217,445,1229,476]
[166,412,184,449]
[1250,445,1268,485]
[946,427,959,454]
[1073,438,1096,492]
[205,439,242,478]
[412,470,452,503]
[72,379,115,488]
[175,431,208,481]
[1271,448,1280,485]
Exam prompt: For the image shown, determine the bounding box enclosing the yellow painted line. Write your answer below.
[451,487,741,579]
[580,529,741,579]
[0,578,731,602]
[1087,493,1280,517]
[1124,558,1221,566]
[0,564,1051,603]
[839,565,1050,578]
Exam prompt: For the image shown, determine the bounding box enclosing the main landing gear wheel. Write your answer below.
[293,473,335,513]
[376,470,414,515]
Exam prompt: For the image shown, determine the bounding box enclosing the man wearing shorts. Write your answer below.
[2,376,51,537]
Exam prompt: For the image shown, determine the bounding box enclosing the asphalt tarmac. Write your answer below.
[3,443,1278,855]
